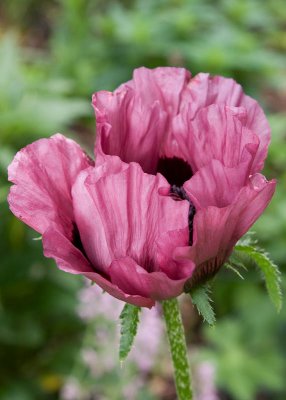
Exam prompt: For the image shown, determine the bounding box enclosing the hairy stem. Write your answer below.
[162,298,193,400]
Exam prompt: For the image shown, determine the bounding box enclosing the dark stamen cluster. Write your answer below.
[170,185,196,245]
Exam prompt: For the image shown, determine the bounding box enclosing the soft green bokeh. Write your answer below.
[0,0,285,399]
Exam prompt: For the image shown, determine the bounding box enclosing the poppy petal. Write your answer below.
[72,160,190,276]
[109,256,186,300]
[185,73,270,172]
[8,134,93,238]
[172,104,260,174]
[175,169,276,287]
[43,228,154,308]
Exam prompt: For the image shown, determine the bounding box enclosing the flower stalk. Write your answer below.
[162,298,193,400]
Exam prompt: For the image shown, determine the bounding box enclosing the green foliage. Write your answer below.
[0,34,90,149]
[119,304,141,362]
[235,245,282,312]
[227,238,282,312]
[190,285,216,326]
[48,0,286,96]
[1,0,286,398]
[197,284,286,400]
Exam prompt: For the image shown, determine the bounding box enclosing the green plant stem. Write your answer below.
[162,298,193,400]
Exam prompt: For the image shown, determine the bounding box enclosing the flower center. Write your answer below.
[156,157,195,245]
[156,157,196,246]
[157,157,193,186]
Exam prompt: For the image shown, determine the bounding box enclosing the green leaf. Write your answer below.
[235,245,282,312]
[119,303,141,362]
[225,263,245,280]
[190,285,216,326]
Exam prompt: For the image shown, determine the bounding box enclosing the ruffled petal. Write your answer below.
[8,134,93,238]
[125,67,191,114]
[183,159,249,209]
[184,73,270,172]
[175,167,276,288]
[231,174,276,239]
[72,160,190,277]
[109,257,186,301]
[43,228,153,308]
[172,104,260,174]
[156,229,196,280]
[92,67,192,173]
[93,87,167,173]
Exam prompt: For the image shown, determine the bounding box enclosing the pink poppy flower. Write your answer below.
[8,67,275,308]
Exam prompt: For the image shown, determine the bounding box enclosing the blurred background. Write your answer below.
[0,0,285,399]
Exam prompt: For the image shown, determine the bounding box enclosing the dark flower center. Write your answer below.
[157,157,196,246]
[157,157,193,186]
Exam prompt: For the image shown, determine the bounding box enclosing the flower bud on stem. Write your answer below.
[162,298,193,400]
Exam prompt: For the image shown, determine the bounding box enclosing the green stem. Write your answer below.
[162,298,193,400]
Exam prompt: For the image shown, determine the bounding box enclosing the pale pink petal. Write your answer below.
[92,67,192,173]
[172,105,260,174]
[185,73,270,172]
[43,227,94,274]
[156,229,196,280]
[109,257,186,300]
[8,134,93,238]
[127,67,191,114]
[93,88,167,173]
[43,228,153,308]
[184,159,249,209]
[231,174,276,239]
[72,161,190,277]
[175,174,276,288]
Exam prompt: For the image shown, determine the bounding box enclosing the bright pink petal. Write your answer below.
[43,228,153,308]
[72,161,190,278]
[109,257,186,300]
[184,73,270,172]
[175,170,276,288]
[8,134,93,238]
[172,104,260,174]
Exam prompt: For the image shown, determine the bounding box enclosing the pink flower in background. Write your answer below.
[129,304,163,372]
[8,67,275,307]
[78,283,163,375]
[194,361,219,400]
[61,378,82,400]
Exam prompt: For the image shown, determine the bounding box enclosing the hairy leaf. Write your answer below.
[235,245,282,312]
[119,303,141,362]
[190,285,216,326]
[225,263,245,280]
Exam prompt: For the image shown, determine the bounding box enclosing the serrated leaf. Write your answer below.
[190,285,216,326]
[235,245,282,312]
[119,303,141,362]
[225,263,245,280]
